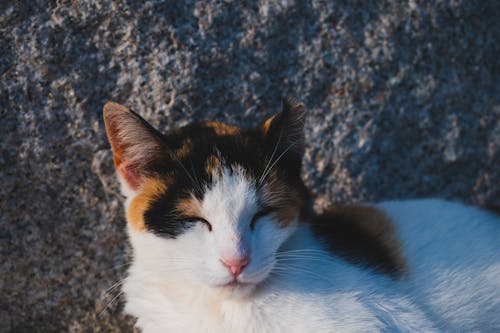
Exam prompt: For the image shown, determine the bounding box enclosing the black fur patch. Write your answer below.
[143,120,308,238]
[482,202,500,216]
[309,206,407,277]
[105,100,406,278]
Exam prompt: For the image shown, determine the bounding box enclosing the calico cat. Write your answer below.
[103,99,500,332]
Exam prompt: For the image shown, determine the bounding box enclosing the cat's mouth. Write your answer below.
[214,279,256,296]
[218,280,252,289]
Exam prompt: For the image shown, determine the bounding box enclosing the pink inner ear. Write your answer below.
[117,162,142,191]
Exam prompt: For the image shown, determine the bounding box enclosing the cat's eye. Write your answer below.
[181,216,212,232]
[250,207,276,230]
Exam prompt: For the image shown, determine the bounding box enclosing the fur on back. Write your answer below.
[103,101,500,332]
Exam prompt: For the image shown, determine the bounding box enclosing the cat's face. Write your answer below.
[104,100,309,297]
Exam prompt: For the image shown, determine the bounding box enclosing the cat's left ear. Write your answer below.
[103,102,165,194]
[261,97,306,156]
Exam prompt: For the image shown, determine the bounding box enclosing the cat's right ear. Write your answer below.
[261,97,306,156]
[103,102,164,194]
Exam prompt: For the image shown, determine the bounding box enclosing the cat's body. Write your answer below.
[103,100,500,332]
[123,200,499,333]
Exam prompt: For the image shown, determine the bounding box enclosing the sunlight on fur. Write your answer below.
[103,100,500,332]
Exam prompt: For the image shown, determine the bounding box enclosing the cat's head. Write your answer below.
[103,99,309,297]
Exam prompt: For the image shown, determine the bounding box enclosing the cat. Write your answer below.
[103,99,500,333]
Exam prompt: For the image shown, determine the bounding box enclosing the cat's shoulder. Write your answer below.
[309,203,407,277]
[309,198,500,277]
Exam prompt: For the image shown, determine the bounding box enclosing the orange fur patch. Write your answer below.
[205,154,222,176]
[176,196,204,218]
[126,178,167,232]
[262,115,277,135]
[203,121,240,136]
[174,139,193,159]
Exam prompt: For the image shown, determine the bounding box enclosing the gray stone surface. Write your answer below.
[1,0,498,331]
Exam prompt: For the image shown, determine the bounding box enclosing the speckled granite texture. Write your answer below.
[1,0,499,331]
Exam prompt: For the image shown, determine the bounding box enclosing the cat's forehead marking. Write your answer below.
[201,166,257,228]
[205,153,222,176]
[176,196,203,218]
[126,178,167,232]
[174,138,193,159]
[202,121,240,136]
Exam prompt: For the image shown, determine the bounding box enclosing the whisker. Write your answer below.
[111,262,132,270]
[105,279,124,294]
[162,144,202,196]
[278,249,332,255]
[259,140,297,184]
[98,290,124,318]
[189,157,205,196]
[271,264,333,284]
[276,257,333,265]
[268,270,333,292]
[276,252,333,259]
[259,129,283,185]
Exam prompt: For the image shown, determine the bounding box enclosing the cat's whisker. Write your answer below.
[271,264,333,285]
[101,277,126,301]
[189,157,206,196]
[276,257,334,265]
[269,268,318,278]
[276,254,333,261]
[105,279,125,294]
[277,250,333,258]
[276,250,332,256]
[278,249,330,254]
[242,262,276,280]
[277,253,331,258]
[259,141,297,184]
[270,267,330,285]
[275,253,334,260]
[162,145,203,196]
[259,129,283,185]
[267,270,333,293]
[98,290,124,318]
[269,266,328,279]
[111,262,132,271]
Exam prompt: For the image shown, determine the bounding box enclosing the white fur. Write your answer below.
[121,170,500,332]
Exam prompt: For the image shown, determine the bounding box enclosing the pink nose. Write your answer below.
[221,257,250,277]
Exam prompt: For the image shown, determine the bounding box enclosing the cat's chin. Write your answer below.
[211,281,257,298]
